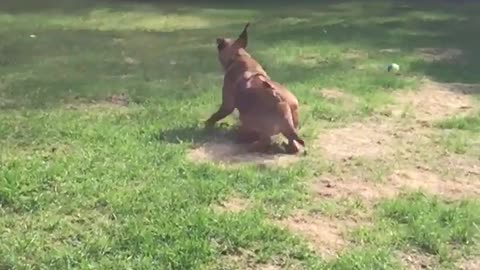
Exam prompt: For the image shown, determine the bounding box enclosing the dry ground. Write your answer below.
[208,74,479,269]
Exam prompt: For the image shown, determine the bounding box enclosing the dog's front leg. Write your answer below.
[205,103,234,127]
[205,85,235,128]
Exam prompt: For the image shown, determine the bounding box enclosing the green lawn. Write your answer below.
[1,1,480,269]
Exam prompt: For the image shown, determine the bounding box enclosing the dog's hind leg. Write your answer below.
[284,136,305,154]
[291,104,299,128]
[283,131,305,154]
[236,124,260,143]
[277,103,305,154]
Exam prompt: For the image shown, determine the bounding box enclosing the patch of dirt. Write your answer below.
[63,93,131,109]
[317,78,476,161]
[212,196,250,213]
[217,256,281,270]
[215,250,283,270]
[343,49,368,60]
[312,168,480,204]
[123,56,139,65]
[316,120,396,160]
[415,48,463,63]
[122,50,140,65]
[277,16,310,26]
[379,48,402,54]
[311,176,396,204]
[319,88,357,105]
[320,88,348,100]
[274,212,361,259]
[392,78,475,121]
[187,141,304,167]
[458,257,480,270]
[397,250,437,270]
[311,169,480,203]
[106,93,130,106]
[298,54,329,66]
[388,169,480,199]
[0,94,15,108]
[439,154,480,178]
[308,71,479,266]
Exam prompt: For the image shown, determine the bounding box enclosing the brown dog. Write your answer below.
[234,73,305,153]
[205,23,301,148]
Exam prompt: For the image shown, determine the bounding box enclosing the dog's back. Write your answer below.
[226,48,300,129]
[223,50,268,88]
[235,74,279,114]
[235,75,304,151]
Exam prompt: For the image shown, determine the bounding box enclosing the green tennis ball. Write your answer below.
[387,63,400,72]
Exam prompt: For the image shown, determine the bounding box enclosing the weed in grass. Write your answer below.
[436,112,480,133]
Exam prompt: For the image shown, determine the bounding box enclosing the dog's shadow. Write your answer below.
[152,123,292,160]
[152,123,235,144]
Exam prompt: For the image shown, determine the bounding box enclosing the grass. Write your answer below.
[435,112,480,155]
[1,0,480,269]
[350,192,480,269]
[380,193,480,256]
[436,112,480,133]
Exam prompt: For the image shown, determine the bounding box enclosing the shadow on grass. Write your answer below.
[151,124,237,145]
[0,27,222,109]
[1,0,480,110]
[0,24,369,110]
[151,123,294,156]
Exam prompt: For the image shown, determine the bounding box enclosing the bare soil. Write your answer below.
[284,78,480,259]
[312,168,480,205]
[197,75,479,261]
[414,48,464,63]
[380,47,464,63]
[316,120,396,160]
[274,211,364,259]
[398,250,437,270]
[459,257,480,270]
[187,141,304,167]
[392,78,475,121]
[212,196,250,213]
[317,78,476,162]
[319,88,354,102]
[216,254,282,270]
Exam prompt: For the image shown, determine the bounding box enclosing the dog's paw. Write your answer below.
[219,122,231,128]
[204,119,216,129]
[284,141,302,155]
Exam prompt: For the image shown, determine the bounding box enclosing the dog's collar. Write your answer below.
[223,49,251,71]
[224,57,270,80]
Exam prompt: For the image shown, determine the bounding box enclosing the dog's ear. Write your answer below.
[216,38,227,51]
[235,22,250,48]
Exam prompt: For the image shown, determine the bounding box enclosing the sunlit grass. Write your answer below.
[1,0,479,269]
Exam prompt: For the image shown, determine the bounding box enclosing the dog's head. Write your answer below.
[216,22,250,70]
